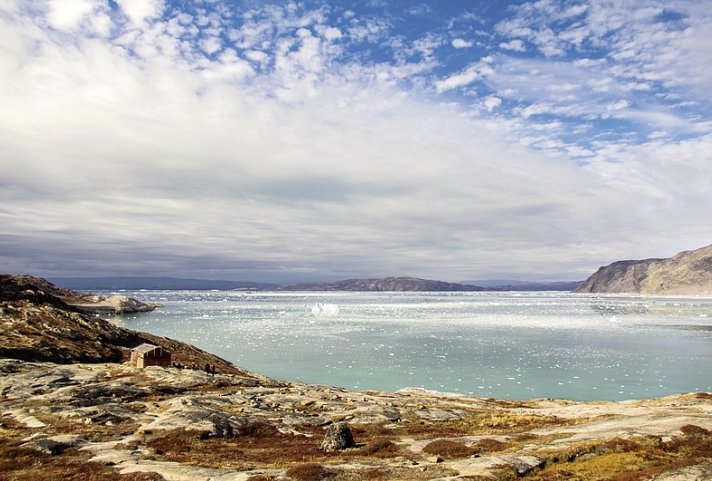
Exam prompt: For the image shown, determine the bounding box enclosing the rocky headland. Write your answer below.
[1,274,161,315]
[576,244,712,295]
[1,275,711,481]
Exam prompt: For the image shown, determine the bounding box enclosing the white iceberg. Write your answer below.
[311,303,340,317]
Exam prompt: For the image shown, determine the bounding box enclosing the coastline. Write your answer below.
[1,358,711,481]
[2,275,712,480]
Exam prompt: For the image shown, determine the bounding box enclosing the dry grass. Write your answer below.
[145,423,333,469]
[422,439,474,459]
[403,411,568,438]
[285,463,332,481]
[471,438,510,454]
[0,438,165,481]
[351,437,401,458]
[33,412,139,443]
[526,427,712,481]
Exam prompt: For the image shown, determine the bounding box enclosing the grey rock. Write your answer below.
[21,435,86,455]
[320,422,355,451]
[650,462,712,480]
[500,456,546,476]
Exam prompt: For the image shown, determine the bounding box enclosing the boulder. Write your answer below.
[21,435,86,455]
[320,422,355,451]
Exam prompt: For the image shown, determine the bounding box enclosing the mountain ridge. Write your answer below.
[279,276,488,292]
[576,244,712,294]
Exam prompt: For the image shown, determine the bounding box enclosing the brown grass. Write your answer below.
[422,439,474,459]
[33,411,139,443]
[351,437,400,458]
[679,424,710,436]
[526,427,712,481]
[0,439,165,481]
[285,463,332,481]
[471,438,510,454]
[144,424,331,468]
[403,411,568,437]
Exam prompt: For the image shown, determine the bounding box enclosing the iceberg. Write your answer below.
[311,303,340,317]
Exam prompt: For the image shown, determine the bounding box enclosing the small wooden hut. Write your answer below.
[130,343,171,368]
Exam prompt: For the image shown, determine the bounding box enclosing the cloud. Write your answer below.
[200,36,222,55]
[46,0,97,31]
[499,39,525,52]
[0,6,622,281]
[483,96,502,112]
[1,1,711,282]
[434,56,493,93]
[114,0,164,26]
[434,66,479,93]
[451,38,472,49]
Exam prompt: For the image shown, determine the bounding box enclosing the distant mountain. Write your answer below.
[462,280,583,291]
[280,276,487,292]
[575,244,712,294]
[49,276,278,291]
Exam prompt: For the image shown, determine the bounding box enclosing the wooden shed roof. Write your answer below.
[133,343,161,354]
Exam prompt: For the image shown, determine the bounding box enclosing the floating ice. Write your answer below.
[311,303,340,317]
[116,290,712,401]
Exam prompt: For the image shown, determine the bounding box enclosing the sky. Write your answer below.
[1,0,712,284]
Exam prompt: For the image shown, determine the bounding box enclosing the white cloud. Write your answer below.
[201,36,222,55]
[435,66,479,93]
[434,57,493,93]
[483,96,502,112]
[46,0,102,31]
[518,102,552,118]
[321,26,342,41]
[605,99,630,111]
[499,39,526,52]
[114,0,164,26]
[245,49,269,63]
[451,38,473,49]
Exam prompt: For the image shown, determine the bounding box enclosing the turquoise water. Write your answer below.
[113,291,712,401]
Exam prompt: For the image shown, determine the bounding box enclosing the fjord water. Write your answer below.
[115,291,712,401]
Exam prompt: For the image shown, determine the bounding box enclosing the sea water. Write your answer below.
[113,291,712,401]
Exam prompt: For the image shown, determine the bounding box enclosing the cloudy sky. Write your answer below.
[1,0,712,284]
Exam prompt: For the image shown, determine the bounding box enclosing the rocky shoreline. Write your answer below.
[1,275,711,480]
[2,358,711,481]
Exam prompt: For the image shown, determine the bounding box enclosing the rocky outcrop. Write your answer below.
[0,274,160,314]
[281,276,486,292]
[576,244,712,294]
[0,275,250,374]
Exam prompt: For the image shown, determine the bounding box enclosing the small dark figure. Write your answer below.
[210,364,217,376]
[205,363,211,376]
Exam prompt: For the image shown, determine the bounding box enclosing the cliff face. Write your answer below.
[576,244,712,294]
[280,276,486,292]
